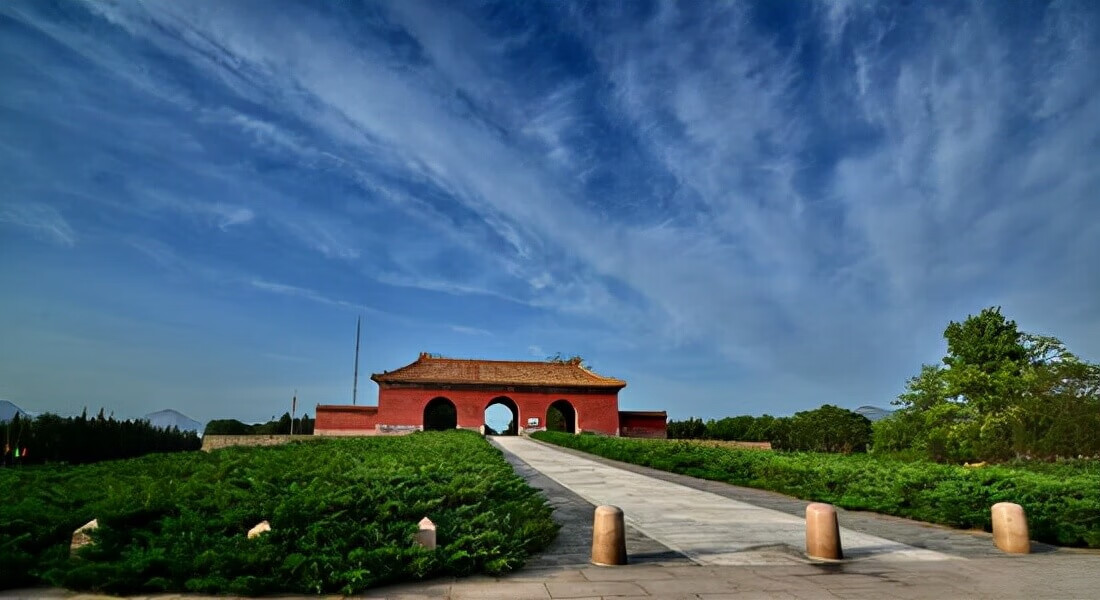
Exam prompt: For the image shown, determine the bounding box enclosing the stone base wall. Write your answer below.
[313,426,423,437]
[620,427,667,439]
[201,434,314,451]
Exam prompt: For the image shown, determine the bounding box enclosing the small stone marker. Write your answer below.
[70,519,98,555]
[247,520,271,539]
[591,505,627,566]
[991,502,1030,554]
[415,517,437,550]
[805,503,843,560]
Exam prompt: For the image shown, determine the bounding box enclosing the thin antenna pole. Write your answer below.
[353,316,361,405]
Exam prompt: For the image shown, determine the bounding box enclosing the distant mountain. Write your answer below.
[0,400,27,422]
[142,409,204,434]
[854,405,894,422]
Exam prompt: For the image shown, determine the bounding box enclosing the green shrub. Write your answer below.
[532,431,1100,548]
[0,432,557,594]
[770,405,872,453]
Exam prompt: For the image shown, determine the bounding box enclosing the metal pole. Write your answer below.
[353,316,361,405]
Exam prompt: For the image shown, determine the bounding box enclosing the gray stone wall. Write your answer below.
[200,434,312,451]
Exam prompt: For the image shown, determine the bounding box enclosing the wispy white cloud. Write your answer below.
[97,3,1100,354]
[0,202,76,247]
[449,325,492,337]
[248,279,384,316]
[3,0,1098,418]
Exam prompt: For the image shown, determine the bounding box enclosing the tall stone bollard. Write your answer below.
[70,519,98,556]
[591,505,627,566]
[247,520,271,539]
[991,502,1030,554]
[415,517,437,550]
[805,503,843,560]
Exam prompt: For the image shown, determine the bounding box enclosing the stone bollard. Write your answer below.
[805,503,843,560]
[70,519,98,556]
[247,520,271,539]
[991,502,1030,554]
[591,505,627,566]
[415,517,437,550]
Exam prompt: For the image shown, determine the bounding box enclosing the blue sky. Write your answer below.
[1,0,1098,426]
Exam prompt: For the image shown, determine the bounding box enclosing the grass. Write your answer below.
[532,431,1100,548]
[1,431,558,595]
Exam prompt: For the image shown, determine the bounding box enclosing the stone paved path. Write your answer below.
[493,437,951,566]
[530,440,1029,559]
[497,438,690,568]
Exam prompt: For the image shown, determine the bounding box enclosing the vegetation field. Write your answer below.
[1,431,558,595]
[533,431,1100,548]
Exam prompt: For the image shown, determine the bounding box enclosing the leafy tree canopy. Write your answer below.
[880,307,1100,462]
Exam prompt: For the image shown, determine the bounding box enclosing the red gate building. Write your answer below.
[315,353,666,437]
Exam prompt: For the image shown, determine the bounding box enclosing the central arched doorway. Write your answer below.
[484,396,519,435]
[423,397,457,431]
[546,399,577,434]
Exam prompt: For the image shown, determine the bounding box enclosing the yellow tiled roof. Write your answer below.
[371,353,626,389]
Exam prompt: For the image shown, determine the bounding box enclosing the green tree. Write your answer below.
[746,415,778,441]
[770,405,872,453]
[942,307,1028,414]
[546,406,566,432]
[703,415,777,441]
[667,418,707,439]
[888,307,1100,461]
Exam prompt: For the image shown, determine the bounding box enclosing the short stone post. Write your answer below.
[415,517,437,550]
[991,502,1030,554]
[805,503,843,560]
[70,519,98,556]
[247,520,271,539]
[591,505,627,566]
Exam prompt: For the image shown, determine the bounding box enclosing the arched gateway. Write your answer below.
[315,353,666,437]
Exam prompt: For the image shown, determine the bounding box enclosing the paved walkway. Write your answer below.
[497,438,690,569]
[532,440,1024,559]
[494,437,951,566]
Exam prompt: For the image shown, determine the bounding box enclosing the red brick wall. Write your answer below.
[315,406,379,433]
[373,387,621,435]
[618,412,667,438]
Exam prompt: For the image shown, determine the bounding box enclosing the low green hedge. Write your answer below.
[1,431,558,595]
[532,431,1100,548]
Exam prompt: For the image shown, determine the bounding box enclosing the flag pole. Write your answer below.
[353,315,361,405]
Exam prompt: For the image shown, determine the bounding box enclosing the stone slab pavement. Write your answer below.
[5,436,1099,599]
[526,439,1032,559]
[493,437,954,566]
[496,437,691,569]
